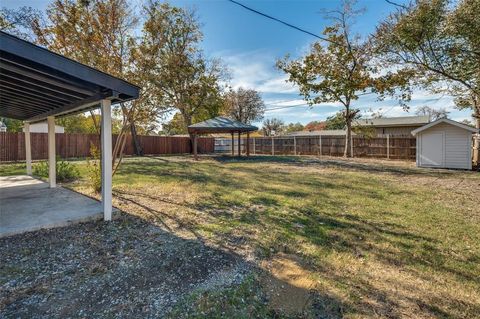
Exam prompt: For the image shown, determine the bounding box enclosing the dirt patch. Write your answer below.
[260,253,317,316]
[0,213,253,318]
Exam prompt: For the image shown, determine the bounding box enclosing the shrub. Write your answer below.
[33,157,80,182]
[86,143,102,193]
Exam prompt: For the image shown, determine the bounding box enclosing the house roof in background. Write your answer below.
[411,118,478,136]
[354,115,429,127]
[0,31,140,122]
[188,116,258,134]
[286,130,353,136]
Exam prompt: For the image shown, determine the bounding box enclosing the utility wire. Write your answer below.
[264,92,377,111]
[227,0,332,43]
[265,104,309,112]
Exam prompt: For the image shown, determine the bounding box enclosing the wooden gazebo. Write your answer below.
[188,116,258,160]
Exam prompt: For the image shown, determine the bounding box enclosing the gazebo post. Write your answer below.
[24,122,32,175]
[231,132,235,156]
[238,131,241,156]
[193,133,198,161]
[246,132,250,156]
[47,116,56,188]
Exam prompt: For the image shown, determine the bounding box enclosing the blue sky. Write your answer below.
[3,0,473,126]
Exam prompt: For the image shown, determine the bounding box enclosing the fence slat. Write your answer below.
[214,136,417,160]
[0,132,214,162]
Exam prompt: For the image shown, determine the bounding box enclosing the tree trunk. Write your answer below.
[344,107,353,158]
[182,114,196,154]
[90,110,100,134]
[130,122,143,156]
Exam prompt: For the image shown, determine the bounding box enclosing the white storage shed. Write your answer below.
[411,118,478,170]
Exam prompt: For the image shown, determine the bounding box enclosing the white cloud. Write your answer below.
[257,76,298,94]
[220,50,299,94]
[216,49,472,125]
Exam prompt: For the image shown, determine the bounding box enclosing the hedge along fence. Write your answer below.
[215,135,417,160]
[0,132,214,162]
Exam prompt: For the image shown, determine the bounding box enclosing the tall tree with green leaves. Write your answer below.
[137,1,227,137]
[284,122,305,134]
[375,0,480,165]
[31,0,152,165]
[325,112,347,130]
[278,0,406,157]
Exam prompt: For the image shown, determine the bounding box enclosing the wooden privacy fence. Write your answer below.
[0,132,214,162]
[215,135,417,160]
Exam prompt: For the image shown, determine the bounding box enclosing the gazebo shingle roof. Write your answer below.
[188,116,258,134]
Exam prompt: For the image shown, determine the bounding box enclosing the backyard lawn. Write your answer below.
[1,155,479,318]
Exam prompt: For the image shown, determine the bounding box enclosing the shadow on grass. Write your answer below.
[0,212,347,318]
[211,154,471,178]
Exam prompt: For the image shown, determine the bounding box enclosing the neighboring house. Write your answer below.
[354,115,429,136]
[0,121,6,132]
[285,129,355,137]
[22,122,65,133]
[412,118,477,170]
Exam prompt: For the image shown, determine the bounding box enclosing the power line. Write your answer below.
[265,103,309,112]
[264,92,377,111]
[265,98,304,106]
[227,0,332,43]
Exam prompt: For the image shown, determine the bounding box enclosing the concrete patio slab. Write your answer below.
[0,175,105,238]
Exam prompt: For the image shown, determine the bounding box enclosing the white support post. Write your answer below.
[24,122,32,175]
[293,136,297,156]
[272,136,275,155]
[253,138,256,155]
[386,134,390,159]
[47,116,56,188]
[101,99,112,221]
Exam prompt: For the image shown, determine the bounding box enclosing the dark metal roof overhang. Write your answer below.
[0,31,140,122]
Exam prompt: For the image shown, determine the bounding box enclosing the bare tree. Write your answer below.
[262,118,284,136]
[224,87,265,124]
[415,106,449,122]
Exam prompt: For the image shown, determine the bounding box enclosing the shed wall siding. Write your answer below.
[418,123,472,169]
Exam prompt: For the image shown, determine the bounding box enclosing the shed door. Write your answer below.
[420,132,444,167]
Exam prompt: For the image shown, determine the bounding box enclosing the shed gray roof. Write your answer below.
[188,116,258,134]
[354,116,429,127]
[411,118,478,136]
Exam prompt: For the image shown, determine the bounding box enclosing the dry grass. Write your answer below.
[2,155,479,318]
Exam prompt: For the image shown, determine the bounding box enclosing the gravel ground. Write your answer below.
[0,213,253,318]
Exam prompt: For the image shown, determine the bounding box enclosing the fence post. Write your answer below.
[350,133,354,158]
[253,137,256,155]
[293,136,297,155]
[319,135,322,156]
[386,134,390,159]
[272,136,274,156]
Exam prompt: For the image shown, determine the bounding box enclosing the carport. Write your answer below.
[0,31,140,233]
